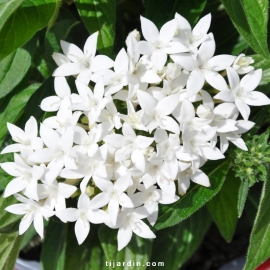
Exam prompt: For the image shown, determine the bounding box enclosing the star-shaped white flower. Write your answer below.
[2,117,43,157]
[5,194,54,238]
[1,154,44,200]
[214,67,270,120]
[89,174,134,226]
[137,90,180,134]
[174,13,211,53]
[137,16,188,70]
[116,206,156,250]
[171,34,235,97]
[56,193,108,244]
[53,32,114,84]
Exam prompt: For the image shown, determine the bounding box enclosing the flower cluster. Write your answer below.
[2,13,270,250]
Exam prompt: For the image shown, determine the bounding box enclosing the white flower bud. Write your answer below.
[232,53,254,74]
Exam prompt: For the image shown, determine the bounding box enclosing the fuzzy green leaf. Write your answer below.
[75,0,116,56]
[0,0,57,59]
[146,0,207,28]
[244,172,270,270]
[207,170,240,242]
[153,159,231,230]
[252,54,270,84]
[99,225,153,270]
[237,180,250,218]
[220,0,269,59]
[0,232,23,270]
[41,220,67,270]
[149,207,211,270]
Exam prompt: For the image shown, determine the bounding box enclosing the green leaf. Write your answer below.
[230,35,249,55]
[65,223,106,270]
[41,220,67,270]
[45,19,80,73]
[99,225,153,270]
[16,77,54,128]
[0,0,24,31]
[237,180,250,218]
[220,0,269,59]
[244,172,270,270]
[252,54,270,84]
[0,83,40,149]
[154,158,231,230]
[75,0,116,56]
[245,184,261,225]
[149,207,212,270]
[248,106,270,136]
[0,37,37,99]
[0,194,21,234]
[207,170,240,242]
[146,0,207,28]
[0,0,57,59]
[0,232,23,270]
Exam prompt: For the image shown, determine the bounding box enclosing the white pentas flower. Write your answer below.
[137,16,188,70]
[174,13,211,53]
[232,54,254,74]
[53,32,114,84]
[5,194,54,238]
[37,180,77,211]
[214,67,270,120]
[70,79,108,124]
[43,106,82,135]
[104,123,154,172]
[2,117,43,157]
[131,184,179,225]
[177,162,210,195]
[219,120,255,153]
[89,174,134,226]
[119,100,147,131]
[171,33,235,97]
[137,90,180,134]
[28,124,74,169]
[56,193,108,244]
[116,206,156,251]
[1,154,44,200]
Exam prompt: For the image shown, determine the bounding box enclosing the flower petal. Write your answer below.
[117,225,133,251]
[132,220,156,239]
[34,213,44,238]
[159,19,177,45]
[205,70,228,91]
[91,55,114,72]
[140,16,159,42]
[83,31,98,56]
[192,13,211,37]
[244,91,270,106]
[235,98,250,120]
[240,69,262,92]
[75,218,90,244]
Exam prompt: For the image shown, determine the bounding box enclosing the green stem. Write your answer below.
[47,0,62,31]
